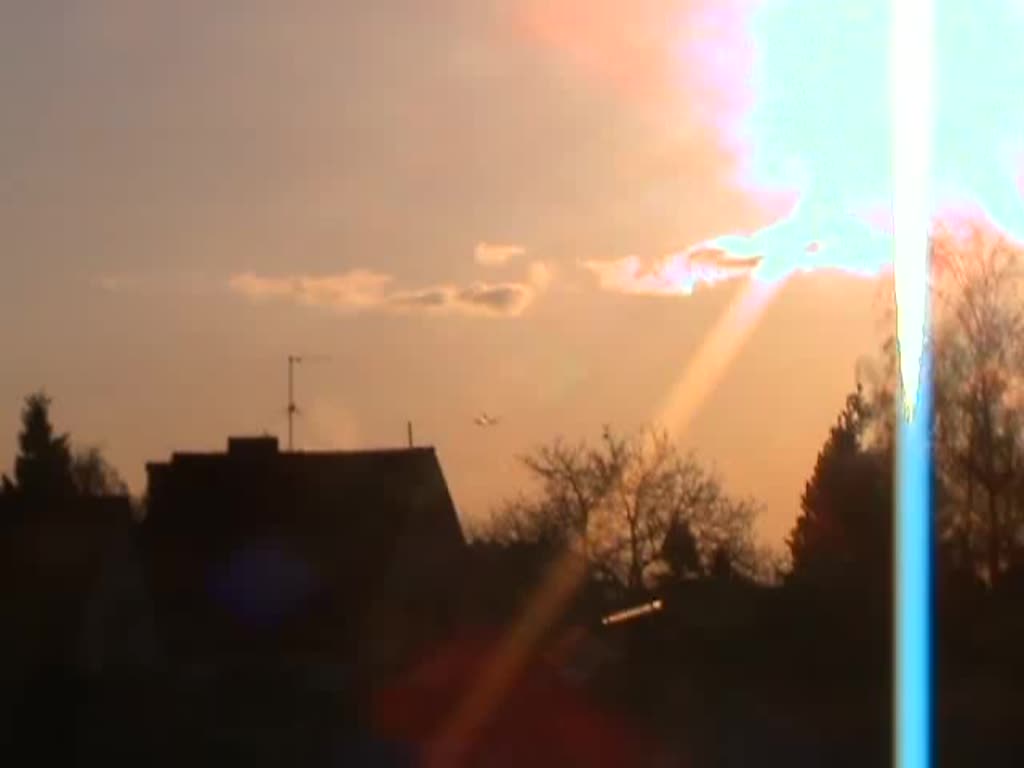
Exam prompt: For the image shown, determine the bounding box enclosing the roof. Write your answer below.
[146,435,438,469]
[144,442,455,527]
[143,441,461,546]
[149,446,438,463]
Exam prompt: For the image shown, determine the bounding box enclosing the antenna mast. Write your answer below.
[286,353,332,451]
[287,355,301,451]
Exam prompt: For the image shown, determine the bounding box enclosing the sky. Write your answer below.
[0,0,890,546]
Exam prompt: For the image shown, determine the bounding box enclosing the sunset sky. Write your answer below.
[0,1,891,545]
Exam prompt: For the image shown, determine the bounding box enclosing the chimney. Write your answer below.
[227,436,280,459]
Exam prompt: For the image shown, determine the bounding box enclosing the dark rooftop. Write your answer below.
[146,436,438,468]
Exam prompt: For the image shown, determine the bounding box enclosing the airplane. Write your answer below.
[474,413,500,427]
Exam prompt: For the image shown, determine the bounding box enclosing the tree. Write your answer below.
[787,385,893,593]
[518,437,611,562]
[708,544,738,582]
[5,392,129,505]
[71,446,129,497]
[660,518,702,582]
[930,221,1024,587]
[850,219,1024,590]
[488,425,762,594]
[12,391,75,502]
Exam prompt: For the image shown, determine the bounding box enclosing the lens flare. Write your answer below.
[892,3,936,767]
[892,0,934,425]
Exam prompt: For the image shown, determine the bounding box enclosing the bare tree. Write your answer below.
[71,445,129,497]
[854,220,1024,587]
[931,222,1024,586]
[518,437,611,561]
[488,425,762,592]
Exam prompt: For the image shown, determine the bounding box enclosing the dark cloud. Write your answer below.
[454,283,533,314]
[388,288,451,309]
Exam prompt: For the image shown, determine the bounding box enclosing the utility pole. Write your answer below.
[407,421,414,448]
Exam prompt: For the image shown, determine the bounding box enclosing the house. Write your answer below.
[141,435,467,682]
[137,435,469,761]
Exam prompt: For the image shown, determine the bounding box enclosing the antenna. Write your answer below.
[285,353,331,451]
[287,355,301,451]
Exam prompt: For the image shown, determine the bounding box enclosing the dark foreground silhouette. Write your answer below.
[1,392,1023,765]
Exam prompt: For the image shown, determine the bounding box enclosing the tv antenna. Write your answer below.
[286,354,330,451]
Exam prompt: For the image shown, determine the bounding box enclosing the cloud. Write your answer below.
[388,282,536,317]
[581,246,761,296]
[388,287,451,310]
[451,283,534,316]
[474,242,526,266]
[228,270,394,311]
[102,258,555,318]
[229,265,551,318]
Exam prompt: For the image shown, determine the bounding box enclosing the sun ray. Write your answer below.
[655,280,778,438]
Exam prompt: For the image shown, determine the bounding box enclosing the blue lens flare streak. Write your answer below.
[896,348,934,768]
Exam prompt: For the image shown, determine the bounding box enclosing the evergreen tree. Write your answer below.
[787,385,892,594]
[12,392,75,502]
